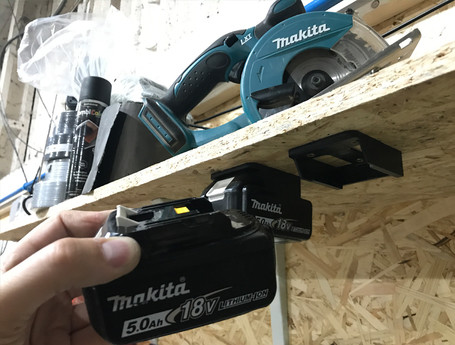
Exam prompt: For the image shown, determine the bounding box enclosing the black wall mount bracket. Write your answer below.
[289,130,404,189]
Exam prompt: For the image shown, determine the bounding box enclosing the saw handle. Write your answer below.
[153,0,305,122]
[157,30,247,122]
[255,0,305,38]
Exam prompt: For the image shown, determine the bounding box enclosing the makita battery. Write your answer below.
[203,163,312,242]
[83,198,276,344]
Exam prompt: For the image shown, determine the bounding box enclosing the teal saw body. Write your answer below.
[241,11,388,121]
[138,3,418,157]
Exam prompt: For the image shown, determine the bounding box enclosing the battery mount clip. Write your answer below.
[289,130,403,189]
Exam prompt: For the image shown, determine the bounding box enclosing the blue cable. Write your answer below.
[0,173,45,204]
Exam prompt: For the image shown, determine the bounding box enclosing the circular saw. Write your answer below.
[241,11,420,121]
[138,1,421,156]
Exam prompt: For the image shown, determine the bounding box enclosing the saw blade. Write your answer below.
[285,48,353,95]
[285,17,388,98]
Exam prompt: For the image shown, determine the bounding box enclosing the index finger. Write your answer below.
[2,210,112,272]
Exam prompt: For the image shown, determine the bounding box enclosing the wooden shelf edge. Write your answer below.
[1,41,454,241]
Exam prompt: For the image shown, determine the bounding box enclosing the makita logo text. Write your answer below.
[107,280,190,312]
[251,199,282,214]
[272,24,331,49]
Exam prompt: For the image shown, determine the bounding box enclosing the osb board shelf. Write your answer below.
[1,41,455,242]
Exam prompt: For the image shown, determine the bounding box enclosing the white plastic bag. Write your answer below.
[17,7,137,98]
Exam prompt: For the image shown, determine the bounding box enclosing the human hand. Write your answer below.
[0,210,141,345]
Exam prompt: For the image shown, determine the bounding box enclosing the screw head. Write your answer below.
[371,0,380,9]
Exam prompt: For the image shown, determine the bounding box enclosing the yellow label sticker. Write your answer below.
[174,206,190,214]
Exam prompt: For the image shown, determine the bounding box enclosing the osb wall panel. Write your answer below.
[160,198,455,345]
[286,198,455,345]
[160,310,272,345]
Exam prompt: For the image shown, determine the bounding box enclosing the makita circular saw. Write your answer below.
[138,0,420,156]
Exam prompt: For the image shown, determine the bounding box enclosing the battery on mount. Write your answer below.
[204,163,312,241]
[83,198,276,344]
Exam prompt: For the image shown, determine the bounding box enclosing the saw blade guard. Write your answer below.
[240,11,388,121]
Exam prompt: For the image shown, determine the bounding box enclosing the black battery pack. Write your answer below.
[83,198,276,344]
[204,163,312,241]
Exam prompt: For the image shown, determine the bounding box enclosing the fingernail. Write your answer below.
[101,238,140,267]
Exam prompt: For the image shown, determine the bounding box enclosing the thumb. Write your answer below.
[0,237,140,320]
